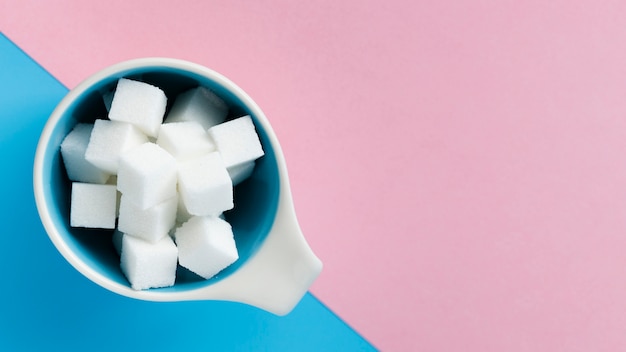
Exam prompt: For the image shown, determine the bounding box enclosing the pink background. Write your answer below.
[5,1,626,350]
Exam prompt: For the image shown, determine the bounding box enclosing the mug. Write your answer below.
[33,58,322,316]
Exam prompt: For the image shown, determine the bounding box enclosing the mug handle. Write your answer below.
[189,175,323,316]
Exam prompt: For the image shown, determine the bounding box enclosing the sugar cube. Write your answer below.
[60,123,110,184]
[156,121,215,161]
[70,183,117,229]
[117,142,177,210]
[108,78,167,138]
[120,234,178,290]
[118,194,177,243]
[175,216,239,279]
[84,119,148,174]
[207,115,264,168]
[164,86,228,130]
[178,152,233,216]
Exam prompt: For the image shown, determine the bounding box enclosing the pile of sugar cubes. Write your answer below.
[60,78,264,290]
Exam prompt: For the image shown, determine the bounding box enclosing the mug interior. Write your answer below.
[40,64,280,292]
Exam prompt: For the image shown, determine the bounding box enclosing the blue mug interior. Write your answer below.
[41,66,280,291]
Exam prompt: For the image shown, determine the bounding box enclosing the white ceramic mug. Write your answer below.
[33,58,322,316]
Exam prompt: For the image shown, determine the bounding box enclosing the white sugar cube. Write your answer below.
[117,142,177,210]
[178,152,233,216]
[70,183,117,229]
[207,115,264,168]
[164,86,228,130]
[118,194,177,243]
[120,234,178,290]
[108,78,167,138]
[84,119,148,174]
[175,216,238,279]
[60,123,110,184]
[228,161,255,186]
[156,121,215,161]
